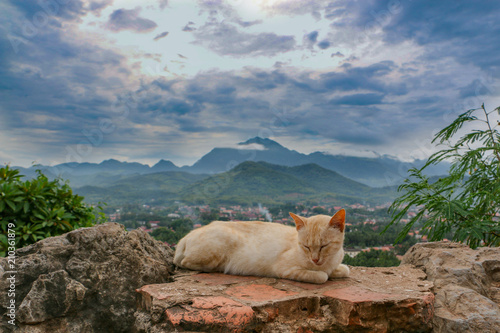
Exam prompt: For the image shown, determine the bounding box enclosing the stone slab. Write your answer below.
[134,265,434,332]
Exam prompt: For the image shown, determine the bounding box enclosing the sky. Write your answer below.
[1,0,500,168]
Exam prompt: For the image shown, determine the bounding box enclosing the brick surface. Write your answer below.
[225,284,298,303]
[135,266,435,332]
[323,285,395,302]
[165,296,254,330]
[193,272,260,285]
[285,279,348,290]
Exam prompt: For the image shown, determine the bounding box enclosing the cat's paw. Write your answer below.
[305,270,328,284]
[329,264,350,279]
[282,269,328,284]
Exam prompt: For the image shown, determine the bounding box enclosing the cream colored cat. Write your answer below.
[173,209,349,284]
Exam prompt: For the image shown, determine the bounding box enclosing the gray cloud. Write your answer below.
[329,93,384,106]
[127,59,456,151]
[6,0,111,22]
[306,31,318,43]
[0,0,459,164]
[263,0,329,18]
[236,19,263,28]
[0,1,134,164]
[158,0,168,10]
[317,39,331,49]
[182,21,196,32]
[89,0,114,16]
[323,0,500,76]
[106,8,158,33]
[153,31,169,41]
[3,0,499,166]
[261,0,500,76]
[197,0,262,28]
[303,31,318,49]
[193,22,296,57]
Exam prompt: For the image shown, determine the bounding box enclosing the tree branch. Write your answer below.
[482,104,500,163]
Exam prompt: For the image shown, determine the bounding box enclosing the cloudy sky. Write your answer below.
[1,0,500,168]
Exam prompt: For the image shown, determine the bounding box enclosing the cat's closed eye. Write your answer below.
[303,245,311,251]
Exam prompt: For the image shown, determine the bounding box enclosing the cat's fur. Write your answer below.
[173,209,349,284]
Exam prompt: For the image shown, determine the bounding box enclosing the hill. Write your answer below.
[73,162,396,206]
[76,171,208,205]
[180,161,396,206]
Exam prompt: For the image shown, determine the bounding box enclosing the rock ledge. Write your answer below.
[134,266,434,333]
[402,241,500,333]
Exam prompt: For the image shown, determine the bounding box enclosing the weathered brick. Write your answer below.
[135,266,435,332]
[225,284,298,303]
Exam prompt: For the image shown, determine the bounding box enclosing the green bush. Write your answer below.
[387,104,500,248]
[150,218,193,246]
[343,249,401,267]
[0,166,105,256]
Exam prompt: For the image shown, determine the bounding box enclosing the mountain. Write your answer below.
[73,161,396,206]
[239,137,287,150]
[11,137,448,188]
[183,137,448,187]
[180,161,396,206]
[151,159,179,172]
[14,159,180,188]
[76,171,207,205]
[184,137,304,174]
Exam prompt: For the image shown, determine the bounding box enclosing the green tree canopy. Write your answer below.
[343,250,400,267]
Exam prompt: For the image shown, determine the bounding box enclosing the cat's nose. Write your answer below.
[312,258,319,264]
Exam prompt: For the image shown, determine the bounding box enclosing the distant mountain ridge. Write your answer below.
[11,136,448,187]
[180,161,396,205]
[76,161,397,206]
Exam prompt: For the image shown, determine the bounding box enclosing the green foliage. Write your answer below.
[387,104,500,248]
[0,166,105,256]
[344,223,417,250]
[150,218,193,245]
[312,206,329,215]
[199,209,221,225]
[343,249,401,267]
[77,171,208,206]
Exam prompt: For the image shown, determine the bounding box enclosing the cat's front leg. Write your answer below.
[281,269,328,284]
[329,264,350,279]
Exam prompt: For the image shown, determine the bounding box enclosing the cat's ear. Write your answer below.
[329,209,345,232]
[289,212,305,231]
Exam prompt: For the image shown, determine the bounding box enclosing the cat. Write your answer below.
[173,209,349,284]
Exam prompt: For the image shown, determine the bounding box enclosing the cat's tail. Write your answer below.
[173,237,186,267]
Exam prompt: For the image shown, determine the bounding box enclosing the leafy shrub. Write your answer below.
[0,166,105,256]
[343,249,401,267]
[387,104,500,248]
[150,218,193,246]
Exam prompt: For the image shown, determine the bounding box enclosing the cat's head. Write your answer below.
[289,209,346,266]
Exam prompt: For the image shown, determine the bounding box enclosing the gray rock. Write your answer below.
[17,270,87,324]
[402,241,500,333]
[0,223,174,333]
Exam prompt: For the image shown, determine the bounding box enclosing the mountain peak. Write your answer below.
[100,159,121,166]
[152,159,178,171]
[238,137,285,150]
[154,159,176,166]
